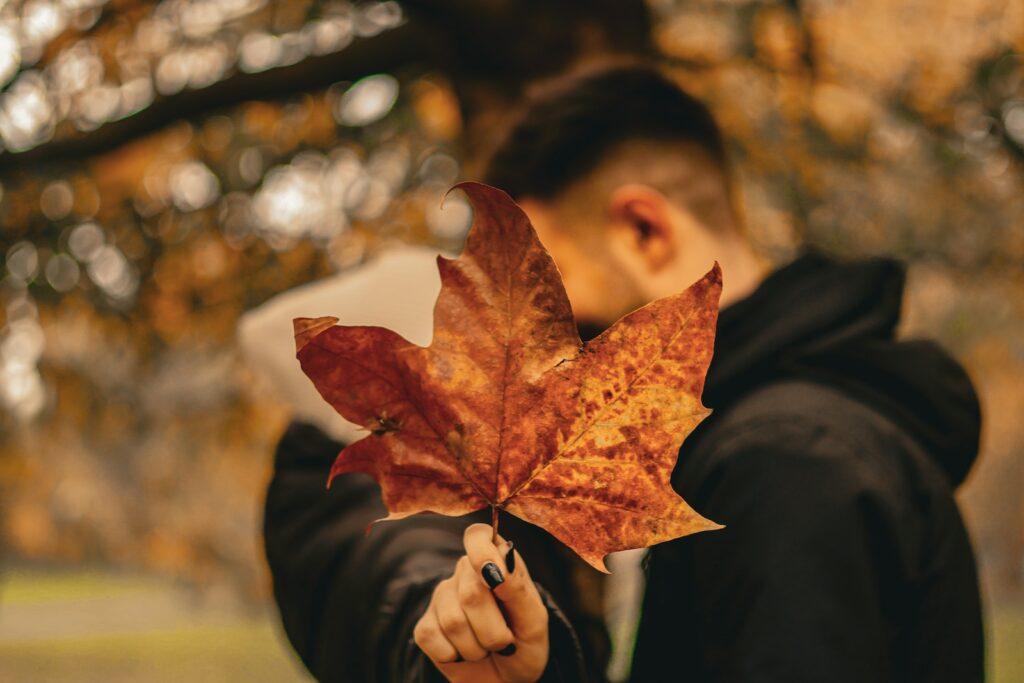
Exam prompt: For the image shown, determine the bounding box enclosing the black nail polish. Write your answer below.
[482,562,504,589]
[497,643,517,657]
[505,542,516,575]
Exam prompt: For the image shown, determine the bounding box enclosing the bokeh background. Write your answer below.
[0,1,1022,681]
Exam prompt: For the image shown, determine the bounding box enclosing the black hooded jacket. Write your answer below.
[263,252,984,682]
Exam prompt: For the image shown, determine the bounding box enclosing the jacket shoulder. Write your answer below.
[708,379,910,454]
[688,379,938,507]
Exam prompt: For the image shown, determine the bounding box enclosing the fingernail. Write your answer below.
[497,643,517,657]
[481,562,504,589]
[505,542,516,575]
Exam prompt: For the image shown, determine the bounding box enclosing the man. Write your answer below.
[259,64,984,681]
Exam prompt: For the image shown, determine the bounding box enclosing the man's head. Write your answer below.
[484,64,763,329]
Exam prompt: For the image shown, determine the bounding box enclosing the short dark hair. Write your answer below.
[484,64,730,201]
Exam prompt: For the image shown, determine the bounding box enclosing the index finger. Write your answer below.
[462,523,547,642]
[463,524,507,575]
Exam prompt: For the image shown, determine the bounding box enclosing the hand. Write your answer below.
[414,523,550,682]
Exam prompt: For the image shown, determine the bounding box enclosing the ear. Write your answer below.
[606,184,678,272]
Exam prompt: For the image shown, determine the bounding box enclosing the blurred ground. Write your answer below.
[0,566,310,682]
[991,598,1024,683]
[0,566,1021,682]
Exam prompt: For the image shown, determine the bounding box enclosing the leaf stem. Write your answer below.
[491,504,499,544]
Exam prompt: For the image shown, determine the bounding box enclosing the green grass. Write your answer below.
[991,600,1024,683]
[0,567,163,604]
[0,621,312,682]
[0,567,1020,682]
[0,566,312,683]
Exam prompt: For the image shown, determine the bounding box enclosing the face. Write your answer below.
[520,184,731,335]
[519,198,646,331]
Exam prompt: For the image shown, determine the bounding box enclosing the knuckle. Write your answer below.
[413,621,436,646]
[518,613,548,642]
[438,611,466,636]
[480,631,512,651]
[434,580,456,603]
[499,578,528,600]
[463,646,488,662]
[457,580,487,607]
[518,622,547,642]
[432,578,451,600]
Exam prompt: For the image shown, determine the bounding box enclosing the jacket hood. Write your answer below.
[704,251,981,487]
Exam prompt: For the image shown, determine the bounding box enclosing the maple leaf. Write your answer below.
[294,182,723,571]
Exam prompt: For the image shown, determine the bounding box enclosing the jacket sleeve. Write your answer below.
[675,417,912,682]
[263,421,592,683]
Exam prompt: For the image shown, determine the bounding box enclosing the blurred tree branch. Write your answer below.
[2,0,654,174]
[1,23,438,173]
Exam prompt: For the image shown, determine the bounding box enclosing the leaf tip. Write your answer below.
[447,181,519,213]
[361,511,414,537]
[442,181,474,210]
[326,461,341,490]
[294,316,338,354]
[708,261,723,287]
[699,516,725,533]
[584,553,612,574]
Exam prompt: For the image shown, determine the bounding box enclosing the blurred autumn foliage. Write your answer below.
[0,0,1021,604]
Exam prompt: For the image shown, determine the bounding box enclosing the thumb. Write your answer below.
[490,542,548,642]
[462,524,548,642]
